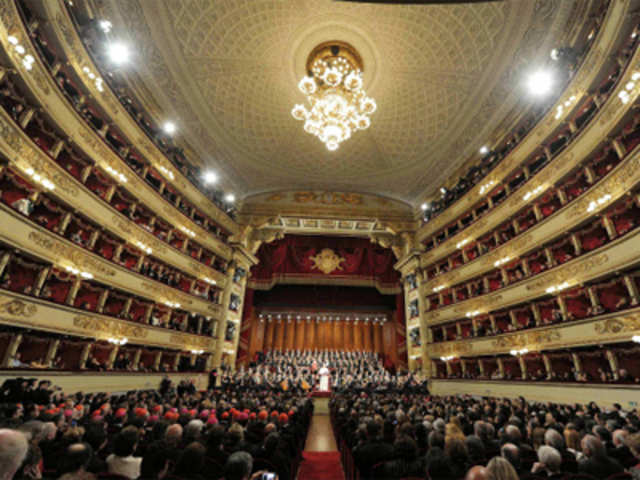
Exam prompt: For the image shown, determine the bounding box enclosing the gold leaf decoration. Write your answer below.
[309,249,346,274]
[594,315,640,334]
[0,298,37,317]
[73,315,148,338]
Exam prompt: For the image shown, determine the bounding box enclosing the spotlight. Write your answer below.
[162,121,176,135]
[225,193,235,203]
[479,145,489,155]
[203,170,218,185]
[526,69,554,97]
[107,42,130,65]
[550,48,559,61]
[440,187,447,195]
[421,203,429,211]
[99,20,112,33]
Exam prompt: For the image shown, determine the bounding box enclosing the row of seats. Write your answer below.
[426,270,637,343]
[12,2,234,241]
[432,341,640,384]
[0,75,231,275]
[0,325,207,372]
[0,166,223,305]
[422,179,640,314]
[0,244,222,337]
[421,23,639,255]
[23,0,238,219]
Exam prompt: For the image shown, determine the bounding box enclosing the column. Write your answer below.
[623,275,640,306]
[107,346,119,370]
[542,354,552,379]
[44,339,60,367]
[131,349,142,370]
[295,319,305,350]
[373,322,383,354]
[395,253,429,375]
[353,321,362,350]
[264,319,275,350]
[1,334,23,368]
[79,343,92,370]
[333,319,342,350]
[65,278,82,306]
[363,321,373,352]
[285,319,295,351]
[275,320,285,350]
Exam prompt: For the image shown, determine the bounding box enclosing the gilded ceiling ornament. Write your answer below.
[309,248,346,274]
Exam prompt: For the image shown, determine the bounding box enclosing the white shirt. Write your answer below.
[106,454,142,479]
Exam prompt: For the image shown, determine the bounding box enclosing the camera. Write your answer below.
[262,473,276,480]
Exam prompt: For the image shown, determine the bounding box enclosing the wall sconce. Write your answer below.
[107,337,128,345]
[510,348,529,356]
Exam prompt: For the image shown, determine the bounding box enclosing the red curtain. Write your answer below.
[251,235,399,286]
[237,288,254,365]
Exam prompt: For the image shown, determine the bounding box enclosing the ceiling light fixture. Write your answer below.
[292,41,376,151]
[526,69,554,97]
[203,170,218,185]
[479,145,489,155]
[163,121,176,135]
[107,42,130,65]
[99,20,112,33]
[225,193,235,203]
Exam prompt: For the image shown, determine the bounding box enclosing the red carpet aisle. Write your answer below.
[297,399,345,480]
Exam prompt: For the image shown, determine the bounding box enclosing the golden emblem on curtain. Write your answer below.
[309,248,346,274]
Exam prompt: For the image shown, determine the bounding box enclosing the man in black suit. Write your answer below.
[578,435,624,478]
[353,421,394,480]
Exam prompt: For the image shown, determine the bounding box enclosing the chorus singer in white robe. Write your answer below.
[318,364,330,391]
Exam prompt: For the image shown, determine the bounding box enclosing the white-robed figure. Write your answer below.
[318,363,330,392]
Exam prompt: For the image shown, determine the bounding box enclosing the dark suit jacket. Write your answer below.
[578,455,624,478]
[353,440,395,479]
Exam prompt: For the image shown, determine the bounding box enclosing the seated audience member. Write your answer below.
[578,434,624,478]
[531,445,564,479]
[379,436,425,478]
[627,433,640,479]
[57,443,96,480]
[0,429,29,480]
[107,427,143,479]
[353,420,394,479]
[139,450,169,480]
[486,456,519,480]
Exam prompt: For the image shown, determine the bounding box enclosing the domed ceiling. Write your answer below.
[95,0,587,205]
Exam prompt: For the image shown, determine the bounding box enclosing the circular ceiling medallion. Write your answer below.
[305,40,364,75]
[290,19,380,92]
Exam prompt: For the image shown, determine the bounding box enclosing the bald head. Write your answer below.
[165,424,183,445]
[465,465,488,480]
[0,429,29,480]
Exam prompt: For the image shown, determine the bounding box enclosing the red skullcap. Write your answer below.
[115,408,127,418]
[279,413,289,424]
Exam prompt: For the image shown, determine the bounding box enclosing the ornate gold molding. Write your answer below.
[0,299,37,318]
[73,315,148,339]
[594,314,640,334]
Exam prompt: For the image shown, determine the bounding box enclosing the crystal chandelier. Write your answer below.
[291,41,376,151]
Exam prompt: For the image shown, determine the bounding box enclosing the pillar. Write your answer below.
[1,333,23,367]
[44,339,60,367]
[107,345,119,370]
[132,349,142,371]
[65,278,82,306]
[80,343,91,370]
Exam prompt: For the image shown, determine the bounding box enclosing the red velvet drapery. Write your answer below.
[251,235,399,288]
